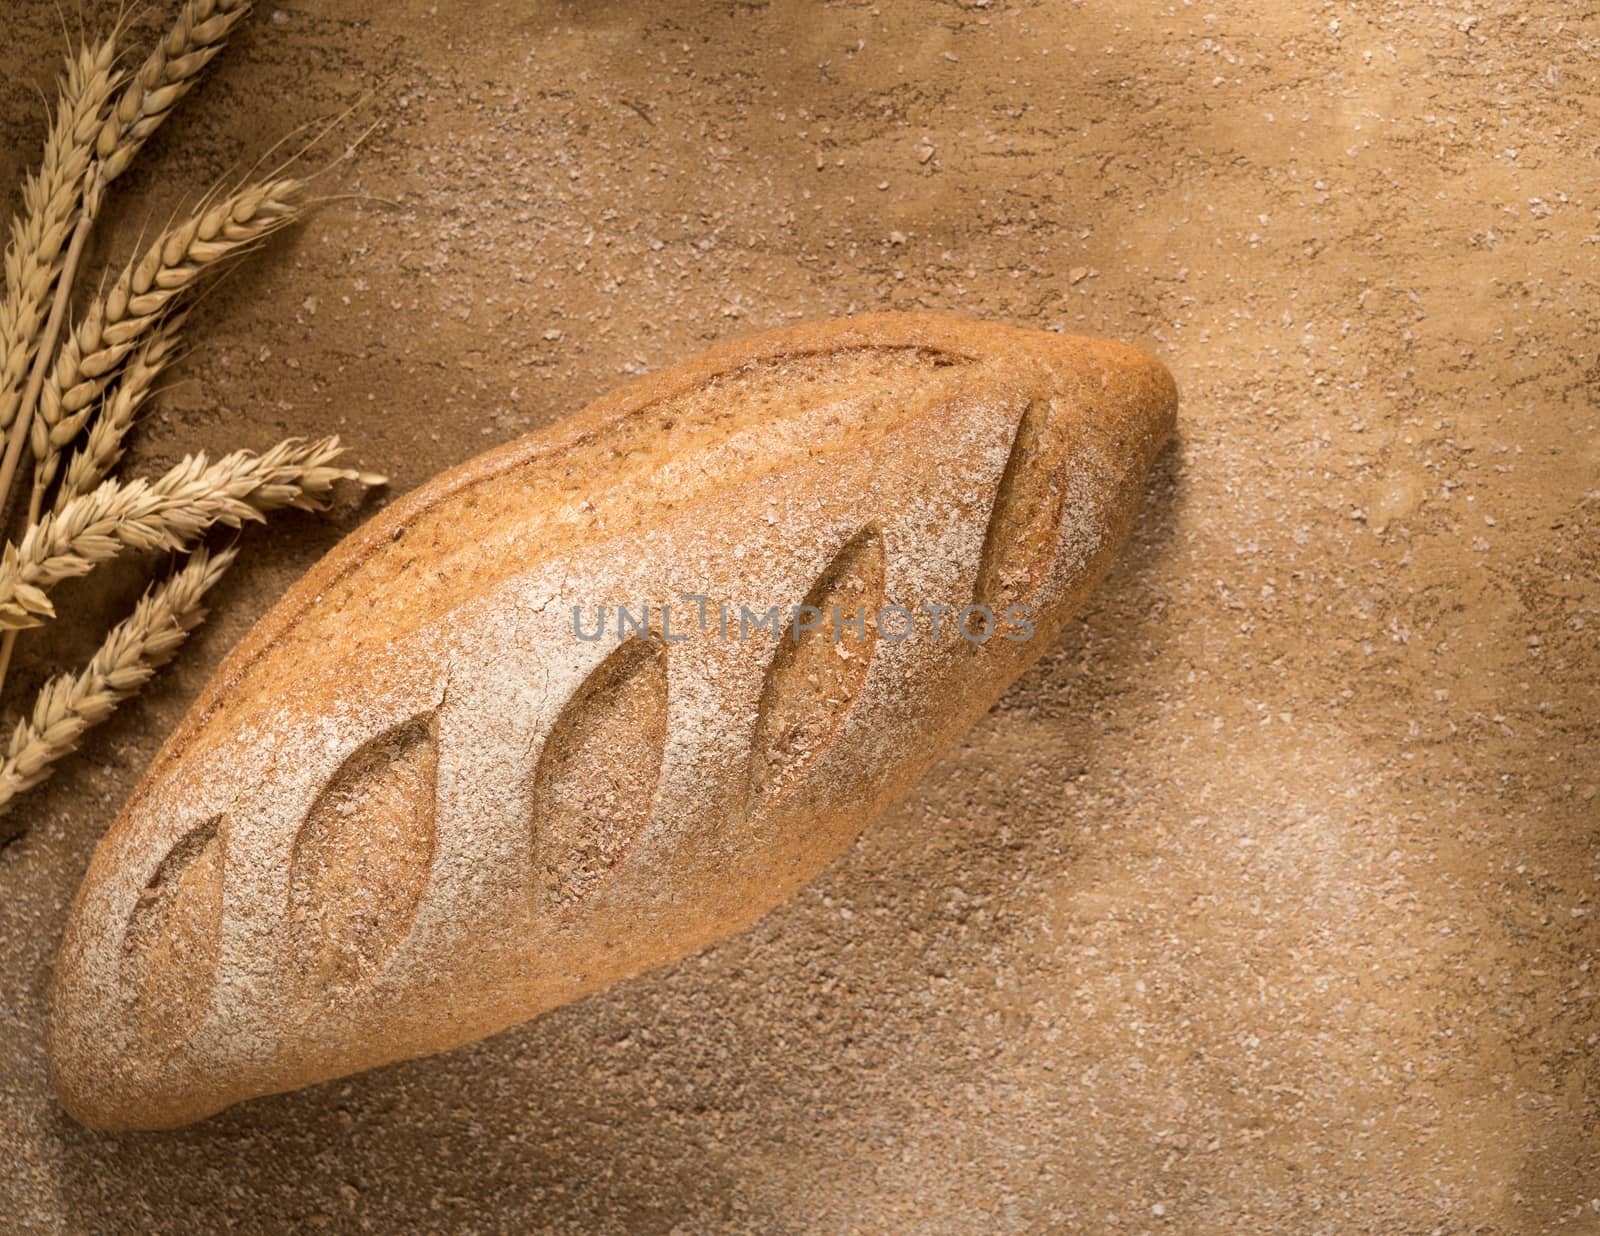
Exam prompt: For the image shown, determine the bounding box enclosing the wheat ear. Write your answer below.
[94,0,254,194]
[0,436,368,629]
[0,544,236,822]
[51,314,186,514]
[29,179,302,496]
[0,0,255,522]
[0,37,120,436]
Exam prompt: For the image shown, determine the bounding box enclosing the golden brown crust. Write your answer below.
[50,313,1176,1129]
[148,315,1008,786]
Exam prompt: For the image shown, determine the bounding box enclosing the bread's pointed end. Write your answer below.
[1079,333,1180,476]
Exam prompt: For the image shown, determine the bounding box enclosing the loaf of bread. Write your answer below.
[49,312,1176,1129]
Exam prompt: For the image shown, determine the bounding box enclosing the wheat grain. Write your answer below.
[94,0,253,192]
[0,544,236,819]
[52,314,186,514]
[30,179,302,493]
[0,436,364,629]
[0,37,119,435]
[0,2,378,827]
[0,1,253,519]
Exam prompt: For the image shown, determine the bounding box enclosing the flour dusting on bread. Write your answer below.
[50,313,1176,1129]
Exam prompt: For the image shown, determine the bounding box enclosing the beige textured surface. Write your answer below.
[0,0,1596,1230]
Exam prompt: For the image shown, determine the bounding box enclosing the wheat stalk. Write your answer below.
[94,0,253,195]
[0,437,368,630]
[0,36,120,436]
[0,0,254,522]
[30,179,302,496]
[0,3,384,827]
[52,314,186,513]
[0,544,236,820]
